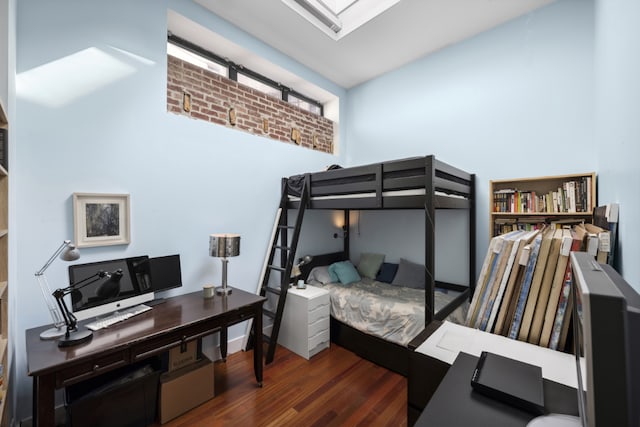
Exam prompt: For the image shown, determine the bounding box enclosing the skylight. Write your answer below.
[281,0,401,40]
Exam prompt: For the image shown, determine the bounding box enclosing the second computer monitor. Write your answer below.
[149,254,182,293]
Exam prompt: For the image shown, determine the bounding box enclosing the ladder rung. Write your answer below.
[264,287,281,296]
[262,334,272,344]
[278,225,295,229]
[263,309,276,319]
[268,265,286,272]
[273,245,291,251]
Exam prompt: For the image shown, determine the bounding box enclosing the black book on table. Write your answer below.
[470,351,545,415]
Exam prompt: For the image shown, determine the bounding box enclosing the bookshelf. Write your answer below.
[490,172,597,237]
[0,99,8,425]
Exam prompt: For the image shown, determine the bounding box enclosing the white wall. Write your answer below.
[345,0,597,282]
[594,0,640,287]
[13,0,346,420]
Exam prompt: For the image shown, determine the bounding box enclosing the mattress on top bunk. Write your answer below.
[287,188,468,201]
[285,156,473,201]
[307,276,458,347]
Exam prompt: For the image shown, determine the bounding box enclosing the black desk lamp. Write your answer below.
[52,269,122,347]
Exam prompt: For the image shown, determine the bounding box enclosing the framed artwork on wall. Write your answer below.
[73,192,130,248]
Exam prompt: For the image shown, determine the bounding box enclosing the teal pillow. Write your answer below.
[357,252,385,279]
[328,261,361,285]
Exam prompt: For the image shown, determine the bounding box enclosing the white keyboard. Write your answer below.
[85,304,152,331]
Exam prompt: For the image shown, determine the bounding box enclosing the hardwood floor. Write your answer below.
[156,344,407,427]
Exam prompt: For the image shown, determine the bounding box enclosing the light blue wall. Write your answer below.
[345,0,597,283]
[13,0,346,419]
[594,0,640,287]
[9,0,640,422]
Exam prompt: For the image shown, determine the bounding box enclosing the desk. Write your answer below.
[26,288,266,427]
[414,352,578,427]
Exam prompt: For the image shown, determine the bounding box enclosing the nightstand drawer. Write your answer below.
[307,292,330,311]
[309,316,329,337]
[308,330,330,358]
[309,301,329,324]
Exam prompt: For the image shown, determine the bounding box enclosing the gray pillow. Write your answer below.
[391,258,425,289]
[357,252,385,279]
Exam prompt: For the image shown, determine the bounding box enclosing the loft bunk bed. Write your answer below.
[285,155,476,376]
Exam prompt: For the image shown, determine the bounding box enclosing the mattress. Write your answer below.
[310,277,459,346]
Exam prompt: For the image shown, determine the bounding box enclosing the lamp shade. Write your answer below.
[61,244,81,262]
[209,234,240,258]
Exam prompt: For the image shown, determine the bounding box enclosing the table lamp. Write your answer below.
[209,233,240,295]
[34,240,81,340]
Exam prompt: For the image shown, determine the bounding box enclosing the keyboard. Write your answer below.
[85,304,152,331]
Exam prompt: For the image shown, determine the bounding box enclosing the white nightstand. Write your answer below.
[278,284,330,359]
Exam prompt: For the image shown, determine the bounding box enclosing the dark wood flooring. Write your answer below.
[155,344,407,427]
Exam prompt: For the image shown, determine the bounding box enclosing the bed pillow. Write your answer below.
[391,258,425,289]
[357,252,385,279]
[328,261,361,285]
[376,262,399,283]
[307,266,336,284]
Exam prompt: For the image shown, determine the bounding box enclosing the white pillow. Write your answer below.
[307,266,334,284]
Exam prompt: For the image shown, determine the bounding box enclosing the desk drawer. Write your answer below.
[56,350,129,388]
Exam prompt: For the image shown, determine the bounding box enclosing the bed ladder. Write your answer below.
[252,177,310,364]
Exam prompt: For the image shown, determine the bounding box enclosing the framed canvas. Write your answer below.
[73,193,130,248]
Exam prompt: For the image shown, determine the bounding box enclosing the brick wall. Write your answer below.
[167,55,334,153]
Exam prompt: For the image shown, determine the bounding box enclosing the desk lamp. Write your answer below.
[52,268,123,347]
[291,255,313,279]
[34,240,80,340]
[209,234,240,296]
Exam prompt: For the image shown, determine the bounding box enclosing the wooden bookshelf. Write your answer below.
[490,172,597,237]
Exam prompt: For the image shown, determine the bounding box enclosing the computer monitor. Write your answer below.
[68,256,154,321]
[148,254,182,294]
[569,251,640,427]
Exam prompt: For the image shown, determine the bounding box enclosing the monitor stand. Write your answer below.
[145,298,167,307]
[527,414,581,427]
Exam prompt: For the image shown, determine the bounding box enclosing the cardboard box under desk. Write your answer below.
[166,339,202,372]
[159,356,214,424]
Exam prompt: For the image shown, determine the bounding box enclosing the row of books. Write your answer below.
[466,205,618,351]
[492,217,586,237]
[493,176,593,214]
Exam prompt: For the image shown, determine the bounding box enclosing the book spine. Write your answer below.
[549,268,572,350]
[508,236,542,339]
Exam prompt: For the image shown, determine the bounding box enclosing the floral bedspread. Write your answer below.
[312,278,458,346]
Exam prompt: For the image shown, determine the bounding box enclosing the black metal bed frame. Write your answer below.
[290,155,476,375]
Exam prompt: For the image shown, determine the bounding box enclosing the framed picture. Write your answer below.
[73,193,130,248]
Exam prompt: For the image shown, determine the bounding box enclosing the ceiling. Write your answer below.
[194,0,554,89]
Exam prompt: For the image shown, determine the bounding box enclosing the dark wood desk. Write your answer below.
[26,288,266,427]
[414,352,578,427]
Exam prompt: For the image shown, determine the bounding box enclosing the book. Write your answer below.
[549,269,573,351]
[466,236,500,326]
[478,231,523,331]
[470,351,545,415]
[493,230,539,335]
[485,230,532,332]
[538,229,574,347]
[517,227,553,341]
[584,223,610,264]
[527,228,563,344]
[592,203,619,267]
[507,234,543,339]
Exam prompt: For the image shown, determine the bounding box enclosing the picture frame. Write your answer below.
[73,193,130,248]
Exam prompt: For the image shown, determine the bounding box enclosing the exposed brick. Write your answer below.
[167,56,334,154]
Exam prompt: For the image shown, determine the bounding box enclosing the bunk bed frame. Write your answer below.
[288,155,476,375]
